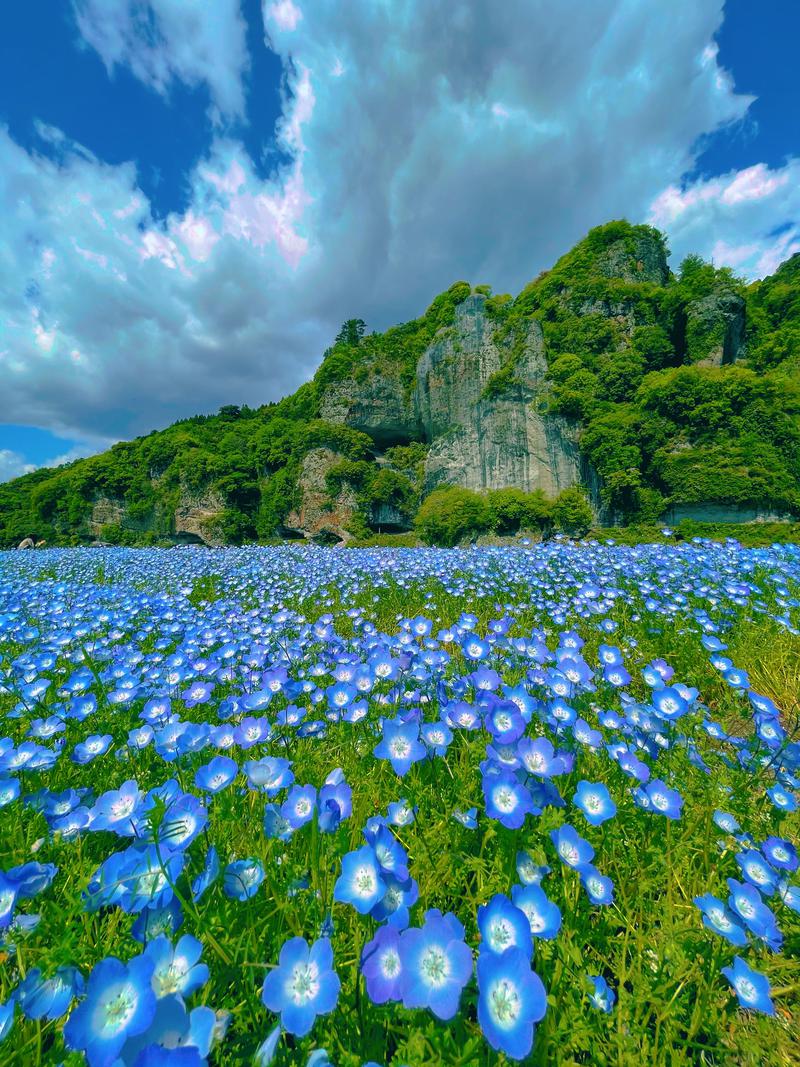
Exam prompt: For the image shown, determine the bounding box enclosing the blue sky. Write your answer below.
[0,0,798,482]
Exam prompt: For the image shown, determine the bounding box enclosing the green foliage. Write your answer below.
[485,488,552,533]
[551,487,594,536]
[415,487,491,546]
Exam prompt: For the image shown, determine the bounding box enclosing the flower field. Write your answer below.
[0,541,798,1066]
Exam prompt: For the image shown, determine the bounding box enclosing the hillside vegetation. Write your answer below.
[1,221,799,547]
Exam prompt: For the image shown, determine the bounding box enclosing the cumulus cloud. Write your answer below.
[649,160,800,278]
[0,449,37,484]
[72,0,250,122]
[4,0,793,449]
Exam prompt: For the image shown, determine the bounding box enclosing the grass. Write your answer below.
[0,544,798,1066]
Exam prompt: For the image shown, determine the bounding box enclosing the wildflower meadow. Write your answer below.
[0,540,798,1066]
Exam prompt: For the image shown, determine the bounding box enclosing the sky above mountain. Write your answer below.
[1,0,798,481]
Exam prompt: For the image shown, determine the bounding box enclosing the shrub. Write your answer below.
[552,488,594,536]
[415,488,491,546]
[486,488,552,533]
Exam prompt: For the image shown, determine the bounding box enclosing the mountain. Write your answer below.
[2,220,800,547]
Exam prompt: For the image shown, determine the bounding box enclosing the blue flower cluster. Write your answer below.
[0,540,798,1064]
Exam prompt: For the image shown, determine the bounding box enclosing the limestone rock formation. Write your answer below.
[284,448,357,543]
[686,289,746,366]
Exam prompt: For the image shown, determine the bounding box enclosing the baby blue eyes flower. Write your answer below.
[143,934,209,998]
[721,956,775,1015]
[511,884,562,940]
[693,894,748,947]
[373,719,426,777]
[477,947,547,1061]
[573,781,617,826]
[261,937,340,1038]
[333,845,386,914]
[194,756,238,794]
[550,824,595,871]
[713,810,740,834]
[453,807,477,829]
[580,866,615,906]
[223,859,265,901]
[767,785,797,813]
[0,999,13,1044]
[15,966,84,1020]
[63,955,157,1067]
[735,850,778,895]
[642,780,684,820]
[478,894,533,958]
[587,975,616,1013]
[762,837,798,872]
[399,909,473,1020]
[651,685,689,720]
[483,771,534,830]
[361,926,404,1004]
[281,784,317,830]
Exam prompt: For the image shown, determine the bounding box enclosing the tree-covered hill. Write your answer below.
[1,221,799,547]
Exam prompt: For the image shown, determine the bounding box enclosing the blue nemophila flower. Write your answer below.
[281,784,317,830]
[223,859,265,901]
[263,803,294,841]
[651,686,689,721]
[511,884,562,940]
[254,1024,281,1066]
[735,850,778,896]
[693,894,748,947]
[726,879,782,949]
[516,852,550,886]
[399,909,473,1020]
[767,785,797,813]
[550,824,594,871]
[642,780,684,820]
[721,956,775,1015]
[478,894,533,958]
[573,781,616,826]
[516,736,565,778]
[477,947,547,1061]
[144,934,209,998]
[16,966,84,1020]
[580,865,614,906]
[587,975,616,1013]
[483,771,534,829]
[261,937,340,1038]
[8,861,58,899]
[361,926,404,1004]
[373,719,426,777]
[713,810,740,834]
[0,873,18,929]
[72,733,113,764]
[0,999,13,1044]
[334,845,386,914]
[453,807,477,829]
[761,837,798,873]
[64,954,157,1067]
[194,756,238,794]
[191,846,220,904]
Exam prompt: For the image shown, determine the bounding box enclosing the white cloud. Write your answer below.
[649,160,800,278]
[4,0,795,449]
[264,0,303,33]
[72,0,250,122]
[0,449,36,484]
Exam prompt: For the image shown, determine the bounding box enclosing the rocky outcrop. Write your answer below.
[414,295,582,495]
[317,293,587,509]
[284,448,357,543]
[664,504,795,525]
[597,230,669,286]
[687,289,746,366]
[174,490,226,546]
[319,375,418,447]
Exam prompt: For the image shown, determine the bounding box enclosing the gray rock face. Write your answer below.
[317,291,586,506]
[414,295,582,494]
[598,232,669,286]
[687,289,746,366]
[284,448,357,543]
[318,375,418,446]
